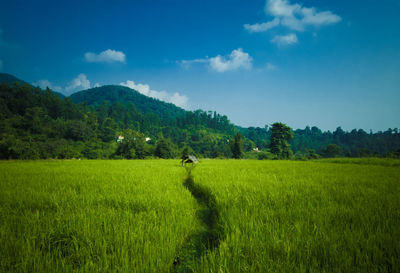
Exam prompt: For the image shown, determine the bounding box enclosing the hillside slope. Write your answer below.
[0,73,29,86]
[70,85,185,120]
[0,73,65,98]
[1,73,398,159]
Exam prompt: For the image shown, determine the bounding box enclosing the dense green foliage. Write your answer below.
[323,143,342,157]
[154,138,176,159]
[0,73,399,159]
[230,133,243,159]
[0,82,235,159]
[240,125,400,158]
[269,122,294,159]
[1,159,399,272]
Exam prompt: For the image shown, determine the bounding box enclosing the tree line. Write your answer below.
[0,83,399,160]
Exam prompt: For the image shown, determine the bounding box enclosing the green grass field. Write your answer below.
[0,159,399,272]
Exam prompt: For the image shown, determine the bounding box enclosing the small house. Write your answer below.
[181,155,198,165]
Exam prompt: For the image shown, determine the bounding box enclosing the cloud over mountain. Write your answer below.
[33,79,62,92]
[120,80,188,108]
[65,74,91,94]
[35,74,91,95]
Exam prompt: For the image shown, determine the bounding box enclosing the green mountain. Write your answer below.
[0,73,399,159]
[70,85,185,120]
[0,73,29,86]
[0,75,237,159]
[0,72,65,98]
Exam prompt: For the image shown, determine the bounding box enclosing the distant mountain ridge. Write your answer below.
[0,72,65,98]
[69,85,186,120]
[0,73,29,86]
[0,73,186,121]
[1,72,399,159]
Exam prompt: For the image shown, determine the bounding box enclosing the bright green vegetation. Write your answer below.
[1,159,399,272]
[0,160,200,272]
[315,157,400,167]
[191,160,400,272]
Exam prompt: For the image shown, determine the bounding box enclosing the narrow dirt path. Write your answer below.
[172,168,224,273]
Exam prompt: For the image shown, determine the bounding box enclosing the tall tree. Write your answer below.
[154,138,175,159]
[114,129,147,159]
[323,144,342,158]
[269,122,294,159]
[231,133,243,159]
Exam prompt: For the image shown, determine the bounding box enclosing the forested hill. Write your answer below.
[70,85,185,120]
[0,73,65,98]
[0,73,399,159]
[0,73,29,86]
[0,78,237,159]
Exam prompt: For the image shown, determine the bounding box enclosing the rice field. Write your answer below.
[0,159,399,272]
[0,160,199,272]
[191,159,400,272]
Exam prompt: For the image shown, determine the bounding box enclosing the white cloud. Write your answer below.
[178,48,253,73]
[65,74,91,94]
[169,92,189,108]
[120,80,189,108]
[33,74,91,95]
[94,83,100,88]
[271,33,298,46]
[209,48,252,72]
[84,49,126,63]
[300,7,342,26]
[33,79,62,92]
[244,18,280,33]
[266,0,301,19]
[267,0,341,31]
[245,0,341,33]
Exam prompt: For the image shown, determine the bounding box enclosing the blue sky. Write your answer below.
[0,0,399,131]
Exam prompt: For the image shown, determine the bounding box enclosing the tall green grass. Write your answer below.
[191,160,400,272]
[315,157,400,167]
[0,160,200,272]
[1,159,399,272]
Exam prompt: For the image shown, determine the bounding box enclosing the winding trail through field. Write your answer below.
[172,168,224,273]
